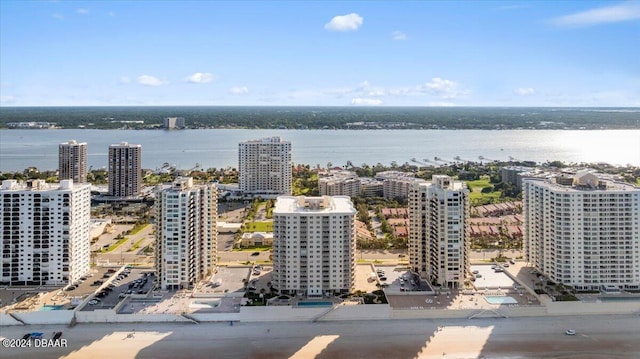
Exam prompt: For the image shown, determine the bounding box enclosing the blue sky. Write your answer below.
[1,1,639,107]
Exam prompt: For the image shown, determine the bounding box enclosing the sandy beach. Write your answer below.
[2,314,639,359]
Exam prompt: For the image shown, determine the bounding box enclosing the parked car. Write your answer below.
[53,332,62,340]
[565,329,576,336]
[251,252,260,256]
[509,259,515,265]
[379,276,387,281]
[30,332,43,339]
[22,333,31,340]
[472,270,479,274]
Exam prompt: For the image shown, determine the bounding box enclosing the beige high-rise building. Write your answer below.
[409,175,470,288]
[377,171,423,200]
[108,142,142,197]
[155,177,217,290]
[523,171,640,291]
[0,179,91,286]
[272,196,356,297]
[238,137,292,196]
[318,170,361,197]
[59,140,87,183]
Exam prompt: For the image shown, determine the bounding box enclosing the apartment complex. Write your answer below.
[408,175,470,288]
[58,140,88,184]
[238,137,292,196]
[1,179,90,286]
[318,170,361,197]
[377,171,422,200]
[523,172,640,291]
[155,177,217,290]
[108,142,142,197]
[272,196,356,297]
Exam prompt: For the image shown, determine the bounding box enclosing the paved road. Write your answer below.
[95,224,154,266]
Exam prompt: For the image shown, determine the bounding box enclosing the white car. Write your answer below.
[565,329,576,336]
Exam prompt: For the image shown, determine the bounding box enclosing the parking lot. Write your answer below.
[470,264,517,290]
[201,266,252,296]
[80,268,155,311]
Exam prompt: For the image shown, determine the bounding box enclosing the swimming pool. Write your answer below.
[297,301,333,307]
[484,296,518,305]
[40,305,65,311]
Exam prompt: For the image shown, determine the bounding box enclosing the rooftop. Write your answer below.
[274,195,356,215]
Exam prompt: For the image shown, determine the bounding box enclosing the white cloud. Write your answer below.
[367,90,386,97]
[76,8,89,15]
[351,97,382,106]
[552,2,640,27]
[392,30,407,41]
[186,72,214,84]
[0,95,16,104]
[324,13,363,31]
[137,75,169,87]
[228,86,249,95]
[52,13,64,20]
[515,87,536,96]
[119,76,131,84]
[419,77,466,99]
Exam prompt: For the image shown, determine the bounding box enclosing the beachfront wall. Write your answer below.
[239,306,327,322]
[545,301,640,316]
[319,304,391,321]
[75,309,192,323]
[0,313,23,326]
[186,313,241,322]
[11,310,74,325]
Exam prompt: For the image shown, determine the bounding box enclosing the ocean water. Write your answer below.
[1,129,639,171]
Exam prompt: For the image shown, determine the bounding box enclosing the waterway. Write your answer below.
[1,129,638,171]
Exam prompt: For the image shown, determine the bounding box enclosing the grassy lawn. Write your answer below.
[101,237,128,253]
[127,237,147,252]
[129,223,150,235]
[465,175,502,205]
[244,221,273,232]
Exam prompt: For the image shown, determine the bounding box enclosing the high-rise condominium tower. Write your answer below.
[108,142,142,197]
[523,171,640,291]
[0,179,90,285]
[238,137,292,195]
[408,175,470,288]
[155,177,217,290]
[272,196,356,297]
[59,140,87,183]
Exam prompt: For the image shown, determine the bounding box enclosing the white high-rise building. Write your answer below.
[272,196,356,297]
[523,171,640,291]
[108,142,142,197]
[0,179,91,286]
[155,177,217,290]
[59,140,87,184]
[408,175,470,288]
[318,170,361,197]
[238,137,292,196]
[163,117,185,129]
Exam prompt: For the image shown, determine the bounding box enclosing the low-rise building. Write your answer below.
[318,170,361,197]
